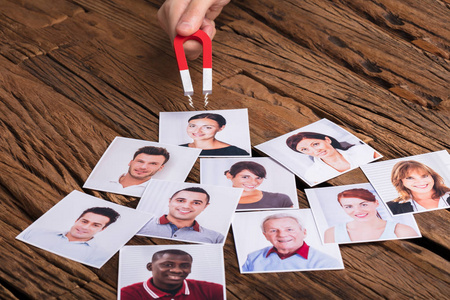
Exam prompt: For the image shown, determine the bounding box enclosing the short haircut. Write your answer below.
[170,187,211,204]
[391,160,450,203]
[286,132,351,153]
[225,161,266,178]
[78,207,121,227]
[261,213,304,232]
[133,146,170,165]
[152,249,193,263]
[188,113,226,127]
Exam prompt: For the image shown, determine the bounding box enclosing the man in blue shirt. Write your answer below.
[138,187,224,244]
[242,213,342,272]
[21,207,120,267]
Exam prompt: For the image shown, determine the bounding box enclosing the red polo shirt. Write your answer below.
[266,242,310,260]
[121,277,224,300]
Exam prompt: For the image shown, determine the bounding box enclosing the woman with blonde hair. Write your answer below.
[324,188,418,243]
[388,160,450,215]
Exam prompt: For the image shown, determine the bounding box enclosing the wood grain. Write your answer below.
[0,0,449,299]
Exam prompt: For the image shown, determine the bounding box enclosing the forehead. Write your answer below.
[171,191,207,201]
[78,212,110,224]
[155,253,192,264]
[339,197,371,204]
[404,168,429,176]
[235,169,258,176]
[133,153,165,162]
[296,138,325,146]
[188,118,219,126]
[264,217,299,229]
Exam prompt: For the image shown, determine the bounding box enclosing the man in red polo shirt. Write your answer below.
[121,249,224,299]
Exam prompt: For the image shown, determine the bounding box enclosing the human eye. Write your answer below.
[188,124,195,128]
[343,205,352,209]
[313,142,320,146]
[193,201,202,205]
[204,126,213,130]
[299,148,307,152]
[361,203,368,207]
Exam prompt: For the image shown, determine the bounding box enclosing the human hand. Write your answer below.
[158,0,230,60]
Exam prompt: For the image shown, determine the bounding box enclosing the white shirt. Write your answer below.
[304,144,377,185]
[104,174,149,197]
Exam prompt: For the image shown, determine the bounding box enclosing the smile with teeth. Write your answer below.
[413,184,429,189]
[177,208,192,214]
[277,238,293,243]
[355,213,368,218]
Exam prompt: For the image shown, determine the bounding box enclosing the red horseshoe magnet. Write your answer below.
[173,30,212,96]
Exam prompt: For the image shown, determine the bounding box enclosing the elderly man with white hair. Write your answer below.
[242,213,340,272]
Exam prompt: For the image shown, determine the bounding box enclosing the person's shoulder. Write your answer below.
[308,246,340,267]
[187,279,223,289]
[394,222,418,237]
[186,279,224,300]
[247,246,271,259]
[262,191,293,206]
[199,226,224,243]
[120,281,145,299]
[216,145,249,155]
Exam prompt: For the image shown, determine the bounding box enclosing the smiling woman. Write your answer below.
[387,160,450,215]
[179,113,249,156]
[224,161,293,210]
[324,188,418,243]
[286,131,380,184]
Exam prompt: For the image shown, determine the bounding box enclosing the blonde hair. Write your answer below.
[391,160,450,203]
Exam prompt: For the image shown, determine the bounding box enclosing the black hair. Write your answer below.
[170,187,211,204]
[78,207,120,227]
[188,113,226,127]
[133,146,170,164]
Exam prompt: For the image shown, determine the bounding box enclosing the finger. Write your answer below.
[176,0,223,36]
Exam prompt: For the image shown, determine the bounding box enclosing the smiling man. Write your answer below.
[109,146,170,194]
[242,213,340,272]
[138,187,224,244]
[121,249,224,300]
[21,207,120,266]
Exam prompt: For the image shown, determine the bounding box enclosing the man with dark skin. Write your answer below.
[121,249,224,299]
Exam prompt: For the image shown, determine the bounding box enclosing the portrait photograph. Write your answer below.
[306,183,421,245]
[135,179,242,245]
[200,157,299,211]
[255,118,382,186]
[16,190,152,268]
[118,244,226,300]
[361,150,450,216]
[232,209,344,274]
[83,136,201,197]
[159,108,252,157]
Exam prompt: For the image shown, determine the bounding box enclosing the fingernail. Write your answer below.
[178,22,193,33]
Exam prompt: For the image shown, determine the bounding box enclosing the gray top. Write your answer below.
[138,215,225,244]
[237,191,293,210]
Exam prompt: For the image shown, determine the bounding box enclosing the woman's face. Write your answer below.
[339,197,379,221]
[228,170,264,192]
[187,118,223,141]
[295,137,336,158]
[401,170,435,195]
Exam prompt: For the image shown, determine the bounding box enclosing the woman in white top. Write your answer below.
[387,160,450,215]
[324,188,418,243]
[286,132,380,184]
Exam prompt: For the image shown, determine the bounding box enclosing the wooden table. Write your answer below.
[1,0,449,299]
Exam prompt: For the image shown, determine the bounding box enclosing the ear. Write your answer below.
[158,164,165,171]
[147,262,152,271]
[218,125,225,132]
[324,137,332,144]
[225,172,233,179]
[128,160,132,167]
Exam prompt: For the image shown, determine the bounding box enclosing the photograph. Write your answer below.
[361,150,450,215]
[118,244,226,300]
[83,136,201,197]
[200,157,298,211]
[136,179,242,245]
[306,183,421,244]
[232,209,344,273]
[159,108,252,157]
[16,190,152,268]
[255,118,382,186]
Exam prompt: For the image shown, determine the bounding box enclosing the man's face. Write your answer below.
[67,212,110,242]
[148,253,192,290]
[168,191,209,221]
[128,154,166,181]
[263,217,307,255]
